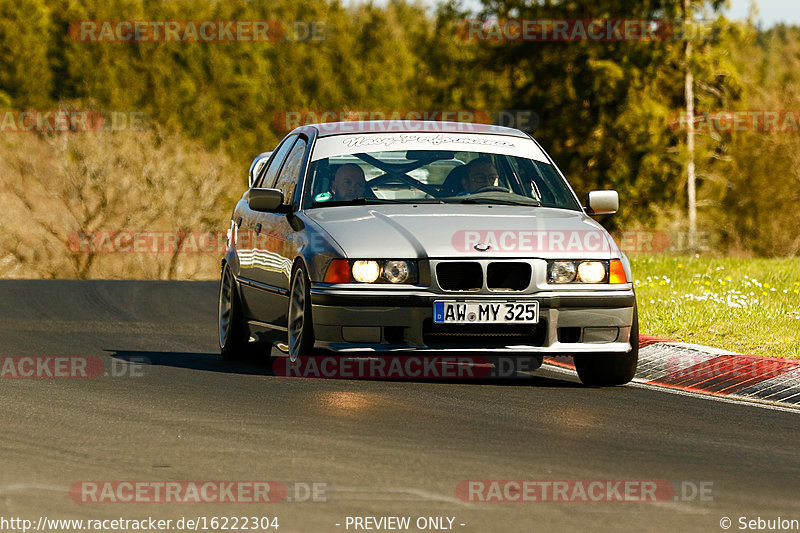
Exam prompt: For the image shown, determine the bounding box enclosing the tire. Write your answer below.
[574,305,639,386]
[218,263,262,361]
[288,263,315,362]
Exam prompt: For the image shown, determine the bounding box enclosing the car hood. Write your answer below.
[304,204,619,259]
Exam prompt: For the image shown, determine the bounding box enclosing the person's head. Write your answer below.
[332,164,366,200]
[462,157,499,193]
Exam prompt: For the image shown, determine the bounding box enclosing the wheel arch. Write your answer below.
[291,255,312,279]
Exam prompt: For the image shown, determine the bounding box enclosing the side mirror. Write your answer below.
[586,190,619,215]
[248,151,272,188]
[248,188,284,212]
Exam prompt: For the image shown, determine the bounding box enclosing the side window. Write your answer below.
[251,157,269,184]
[257,135,297,188]
[273,137,308,205]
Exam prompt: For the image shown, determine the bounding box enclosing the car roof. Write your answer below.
[290,120,530,138]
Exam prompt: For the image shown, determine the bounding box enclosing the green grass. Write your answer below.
[630,255,800,359]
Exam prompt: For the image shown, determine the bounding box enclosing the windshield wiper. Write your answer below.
[312,198,386,208]
[444,194,541,207]
[311,198,443,208]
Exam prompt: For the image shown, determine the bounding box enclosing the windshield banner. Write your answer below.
[310,132,548,162]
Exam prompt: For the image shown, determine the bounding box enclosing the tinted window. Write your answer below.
[257,135,297,188]
[273,137,308,205]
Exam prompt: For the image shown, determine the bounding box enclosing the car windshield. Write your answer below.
[303,149,581,210]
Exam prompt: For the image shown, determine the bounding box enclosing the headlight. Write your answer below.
[383,260,410,283]
[548,260,612,284]
[549,261,577,283]
[349,259,417,284]
[577,261,606,283]
[352,260,380,283]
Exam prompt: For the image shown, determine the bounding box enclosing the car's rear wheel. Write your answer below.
[288,264,315,362]
[219,263,262,361]
[573,305,639,386]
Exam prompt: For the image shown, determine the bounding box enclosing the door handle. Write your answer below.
[255,223,262,235]
[236,216,243,229]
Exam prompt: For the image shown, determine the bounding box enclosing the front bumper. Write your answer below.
[310,285,636,354]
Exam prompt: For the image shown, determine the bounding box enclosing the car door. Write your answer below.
[246,135,310,329]
[236,134,297,324]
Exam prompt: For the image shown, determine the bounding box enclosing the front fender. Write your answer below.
[295,212,346,282]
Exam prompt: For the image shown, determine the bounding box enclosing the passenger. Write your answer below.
[440,165,469,196]
[331,164,367,201]
[462,157,500,193]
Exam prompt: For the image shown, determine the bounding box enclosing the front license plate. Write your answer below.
[433,301,539,324]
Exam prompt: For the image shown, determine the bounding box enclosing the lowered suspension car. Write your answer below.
[219,121,638,385]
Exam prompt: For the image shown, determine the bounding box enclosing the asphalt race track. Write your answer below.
[1,280,798,533]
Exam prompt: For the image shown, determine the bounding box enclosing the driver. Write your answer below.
[331,164,367,201]
[461,157,499,193]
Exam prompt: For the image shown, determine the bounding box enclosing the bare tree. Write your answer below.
[0,126,237,279]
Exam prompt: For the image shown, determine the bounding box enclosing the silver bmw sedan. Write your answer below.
[219,121,638,385]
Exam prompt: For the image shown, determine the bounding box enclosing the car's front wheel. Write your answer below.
[219,263,262,361]
[573,305,639,386]
[288,263,315,361]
